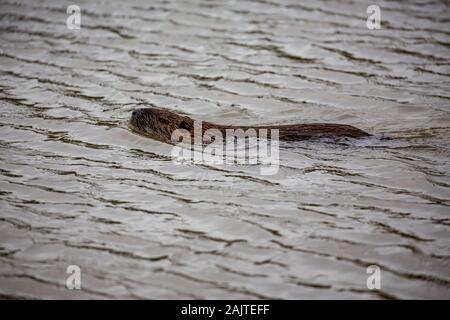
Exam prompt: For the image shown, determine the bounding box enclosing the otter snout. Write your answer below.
[130,108,145,128]
[131,108,143,120]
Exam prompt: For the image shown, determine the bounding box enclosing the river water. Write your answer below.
[0,0,449,299]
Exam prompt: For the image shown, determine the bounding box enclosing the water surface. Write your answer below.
[0,0,449,299]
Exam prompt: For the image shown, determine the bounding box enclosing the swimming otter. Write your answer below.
[129,108,370,143]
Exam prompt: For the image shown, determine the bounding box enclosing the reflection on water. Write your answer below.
[0,0,449,299]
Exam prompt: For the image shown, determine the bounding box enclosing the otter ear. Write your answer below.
[179,119,191,130]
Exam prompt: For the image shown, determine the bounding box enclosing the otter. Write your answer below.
[129,108,371,143]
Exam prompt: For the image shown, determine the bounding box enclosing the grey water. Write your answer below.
[0,0,449,299]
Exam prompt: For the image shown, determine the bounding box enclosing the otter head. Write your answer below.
[129,108,194,142]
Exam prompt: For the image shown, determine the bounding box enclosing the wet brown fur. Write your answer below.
[129,108,371,143]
